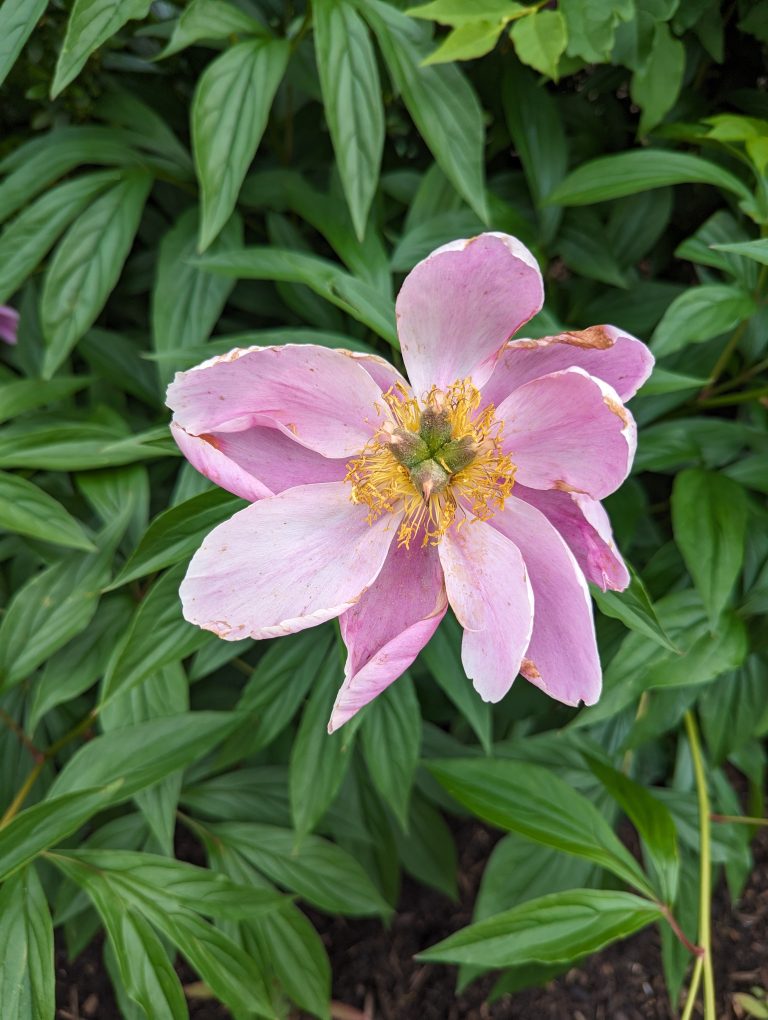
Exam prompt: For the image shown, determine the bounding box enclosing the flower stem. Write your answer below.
[711,812,768,826]
[680,956,704,1020]
[684,710,716,1020]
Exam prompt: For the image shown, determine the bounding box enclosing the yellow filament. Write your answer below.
[345,379,516,548]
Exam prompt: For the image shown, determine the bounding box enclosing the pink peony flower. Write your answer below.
[167,233,653,732]
[0,305,19,345]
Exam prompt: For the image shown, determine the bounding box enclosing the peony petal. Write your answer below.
[515,484,629,592]
[171,421,346,502]
[396,233,544,398]
[167,343,389,459]
[497,367,636,500]
[329,540,447,732]
[438,519,534,703]
[180,481,396,640]
[339,349,410,395]
[481,325,653,407]
[491,496,601,706]
[0,305,19,345]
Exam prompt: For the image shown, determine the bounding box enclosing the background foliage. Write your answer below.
[0,0,767,1016]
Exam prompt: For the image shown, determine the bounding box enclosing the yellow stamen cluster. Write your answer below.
[345,379,516,548]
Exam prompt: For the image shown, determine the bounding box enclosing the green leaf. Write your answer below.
[49,712,237,804]
[407,0,526,23]
[0,421,171,471]
[40,169,153,378]
[0,0,47,89]
[700,658,768,762]
[314,0,384,239]
[640,366,708,395]
[423,21,507,64]
[110,488,245,589]
[0,866,55,1020]
[561,0,633,62]
[394,792,458,899]
[0,170,120,304]
[289,658,356,840]
[0,785,121,882]
[0,544,111,690]
[0,471,95,550]
[586,758,679,903]
[420,617,492,752]
[549,150,752,206]
[211,821,391,917]
[361,674,421,830]
[710,238,768,265]
[52,0,152,98]
[192,38,289,251]
[0,376,89,425]
[671,469,748,626]
[363,0,488,222]
[591,566,678,652]
[152,206,241,387]
[197,246,397,345]
[427,758,656,897]
[510,10,567,79]
[651,284,755,357]
[419,888,662,966]
[630,22,685,135]
[157,0,266,59]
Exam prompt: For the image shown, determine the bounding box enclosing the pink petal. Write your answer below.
[515,484,629,592]
[340,350,410,395]
[180,481,396,640]
[497,367,636,500]
[395,233,544,398]
[171,421,346,502]
[438,519,534,703]
[330,540,447,732]
[491,496,601,706]
[0,305,19,345]
[481,325,653,408]
[166,344,390,459]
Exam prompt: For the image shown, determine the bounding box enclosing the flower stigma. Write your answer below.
[345,380,516,548]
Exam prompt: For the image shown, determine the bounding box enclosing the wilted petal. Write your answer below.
[180,481,396,640]
[497,367,636,500]
[0,305,19,345]
[167,343,389,459]
[515,485,629,592]
[330,540,447,732]
[491,496,601,706]
[172,422,346,502]
[396,233,544,398]
[481,325,654,407]
[439,518,534,703]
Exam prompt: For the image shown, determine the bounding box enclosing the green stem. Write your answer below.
[697,383,768,407]
[684,710,716,1020]
[680,956,704,1020]
[711,812,768,826]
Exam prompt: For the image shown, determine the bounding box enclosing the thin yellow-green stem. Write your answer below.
[0,758,46,829]
[711,812,768,826]
[680,956,704,1020]
[685,710,716,1020]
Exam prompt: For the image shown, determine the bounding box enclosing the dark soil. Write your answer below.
[55,823,768,1020]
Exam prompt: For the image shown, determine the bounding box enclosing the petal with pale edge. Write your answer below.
[439,519,534,703]
[171,422,346,502]
[481,325,654,407]
[341,349,410,395]
[330,541,448,732]
[166,343,389,459]
[396,233,544,398]
[515,484,629,592]
[180,482,396,640]
[491,496,601,706]
[497,367,636,500]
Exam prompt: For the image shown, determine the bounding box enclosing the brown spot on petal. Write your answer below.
[603,395,631,426]
[199,433,222,449]
[521,657,541,680]
[558,326,614,350]
[286,422,298,435]
[553,479,581,493]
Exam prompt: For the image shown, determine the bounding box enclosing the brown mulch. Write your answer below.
[55,823,768,1020]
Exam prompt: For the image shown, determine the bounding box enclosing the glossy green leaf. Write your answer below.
[314,0,384,239]
[710,237,768,265]
[630,22,685,135]
[0,471,95,550]
[158,0,265,59]
[192,39,289,251]
[591,566,678,652]
[152,206,241,387]
[0,422,171,471]
[423,20,507,64]
[364,0,488,222]
[549,150,752,206]
[0,2,46,88]
[510,10,567,79]
[361,673,421,830]
[407,0,525,23]
[40,170,152,377]
[652,284,755,357]
[0,866,55,1020]
[427,758,656,896]
[0,376,89,425]
[52,0,152,97]
[671,469,748,625]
